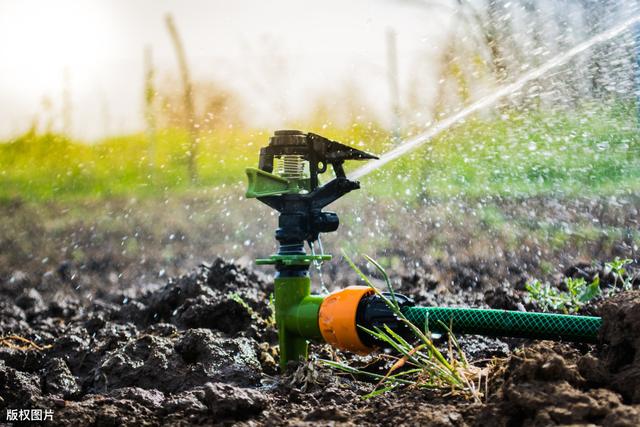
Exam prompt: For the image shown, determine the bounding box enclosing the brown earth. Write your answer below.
[0,195,639,426]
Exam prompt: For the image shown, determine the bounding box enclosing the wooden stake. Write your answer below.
[165,14,198,183]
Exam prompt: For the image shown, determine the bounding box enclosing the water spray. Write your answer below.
[349,13,640,181]
[246,131,602,371]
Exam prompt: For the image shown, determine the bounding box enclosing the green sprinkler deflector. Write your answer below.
[246,130,604,372]
[246,168,310,198]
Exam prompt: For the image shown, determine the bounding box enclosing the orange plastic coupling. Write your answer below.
[318,286,374,354]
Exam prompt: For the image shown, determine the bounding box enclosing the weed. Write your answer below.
[605,257,633,291]
[526,257,635,313]
[525,277,600,314]
[322,252,485,401]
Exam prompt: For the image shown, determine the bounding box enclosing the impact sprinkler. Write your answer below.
[245,130,377,369]
[246,130,603,371]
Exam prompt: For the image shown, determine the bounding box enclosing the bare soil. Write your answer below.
[1,195,639,426]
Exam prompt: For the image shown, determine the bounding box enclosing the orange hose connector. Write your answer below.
[318,286,374,354]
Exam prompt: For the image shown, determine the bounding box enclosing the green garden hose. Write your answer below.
[401,306,602,343]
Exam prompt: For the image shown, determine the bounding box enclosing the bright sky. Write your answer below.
[0,0,453,140]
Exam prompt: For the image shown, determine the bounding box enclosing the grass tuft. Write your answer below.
[322,252,486,401]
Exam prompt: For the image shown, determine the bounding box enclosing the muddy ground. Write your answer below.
[1,195,639,426]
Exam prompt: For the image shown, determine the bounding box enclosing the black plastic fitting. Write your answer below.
[355,292,416,348]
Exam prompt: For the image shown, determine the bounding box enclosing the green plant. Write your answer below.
[525,279,562,312]
[525,276,601,314]
[322,252,484,401]
[605,257,633,291]
[526,258,635,313]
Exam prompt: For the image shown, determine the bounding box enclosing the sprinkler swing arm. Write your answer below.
[247,130,376,247]
[246,130,603,372]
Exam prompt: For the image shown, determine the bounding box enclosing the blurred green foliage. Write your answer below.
[366,104,640,199]
[1,105,639,201]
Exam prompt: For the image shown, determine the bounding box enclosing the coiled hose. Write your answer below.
[401,306,602,343]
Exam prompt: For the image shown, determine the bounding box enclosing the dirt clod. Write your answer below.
[200,382,267,418]
[479,342,640,426]
[42,358,80,399]
[583,291,640,403]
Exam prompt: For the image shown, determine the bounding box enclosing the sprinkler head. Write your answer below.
[246,130,377,248]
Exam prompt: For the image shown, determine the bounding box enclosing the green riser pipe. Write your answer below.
[402,306,602,343]
[274,274,323,370]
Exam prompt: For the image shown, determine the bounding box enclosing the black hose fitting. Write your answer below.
[355,292,415,348]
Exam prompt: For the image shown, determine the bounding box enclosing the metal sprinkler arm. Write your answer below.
[247,130,377,246]
[256,177,360,245]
